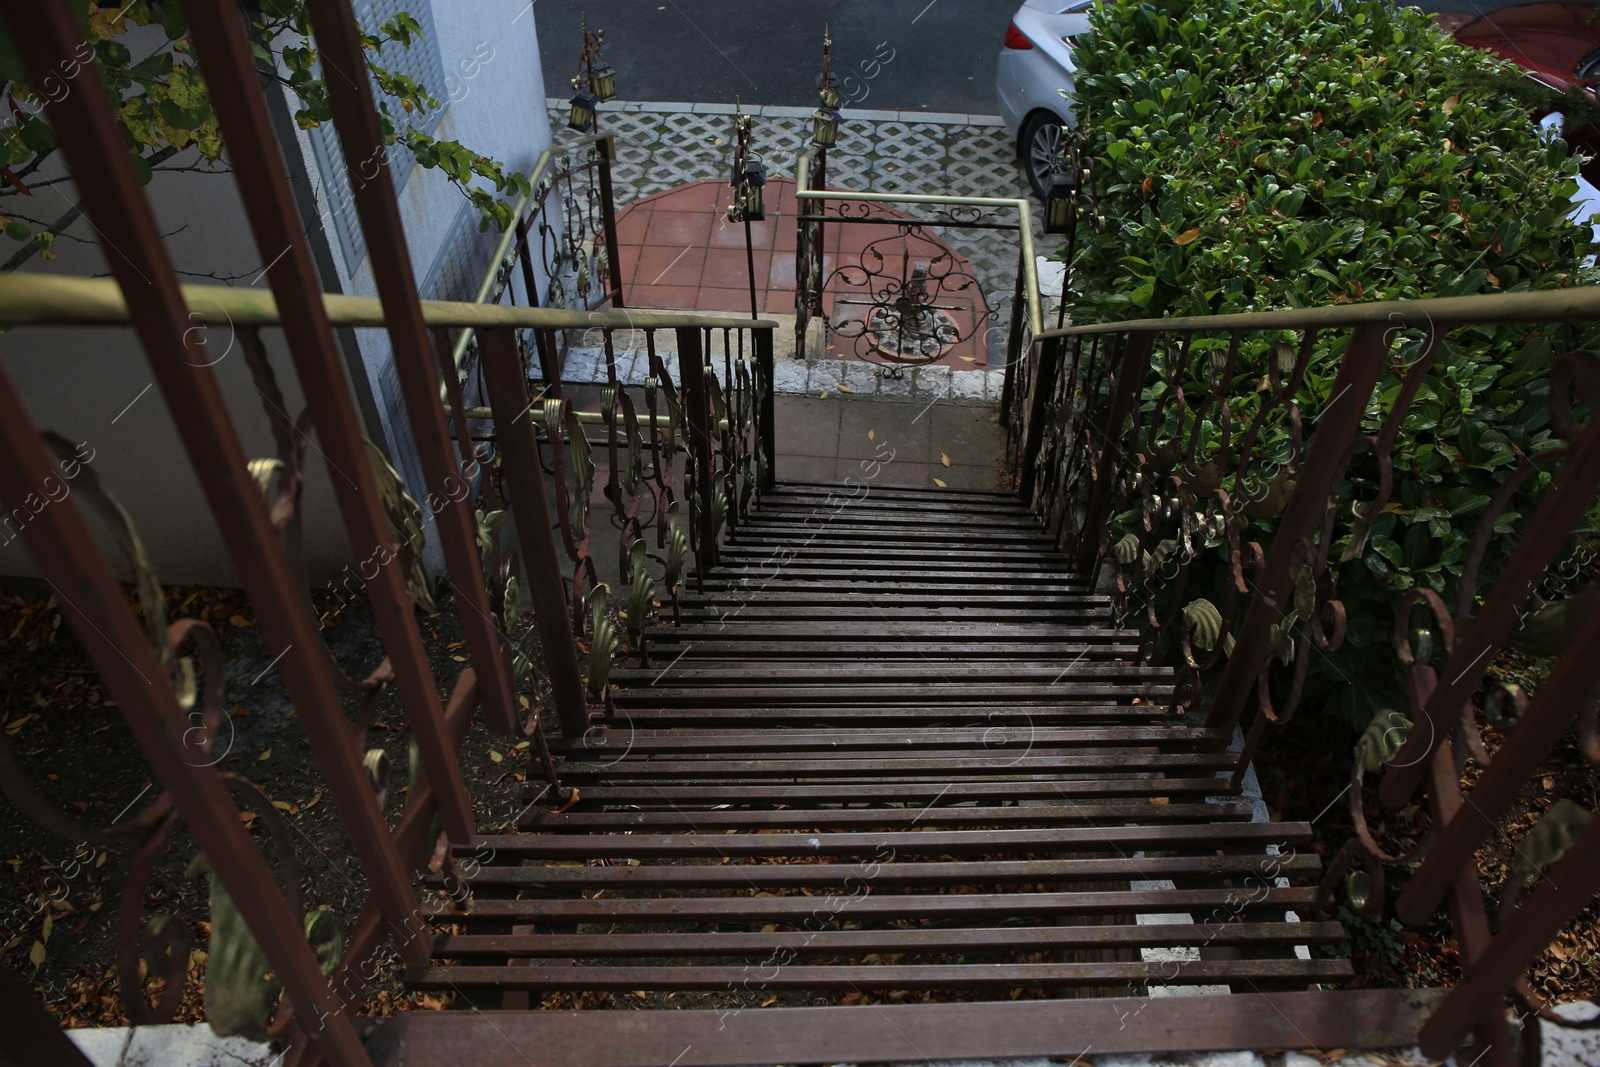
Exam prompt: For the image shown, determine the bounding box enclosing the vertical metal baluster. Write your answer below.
[478,330,590,737]
[13,0,438,978]
[596,134,626,307]
[304,0,521,764]
[0,365,370,1064]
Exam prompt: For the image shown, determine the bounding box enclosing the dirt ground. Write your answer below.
[1256,647,1600,1008]
[0,578,542,1027]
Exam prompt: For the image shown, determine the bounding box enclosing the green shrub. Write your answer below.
[1067,0,1600,724]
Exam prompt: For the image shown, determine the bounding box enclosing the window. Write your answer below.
[309,0,448,272]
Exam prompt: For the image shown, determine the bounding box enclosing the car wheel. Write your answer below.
[1021,111,1068,201]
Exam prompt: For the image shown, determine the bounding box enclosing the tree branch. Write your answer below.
[1,145,179,272]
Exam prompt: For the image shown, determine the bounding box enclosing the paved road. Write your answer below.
[535,0,1022,115]
[534,1,1541,118]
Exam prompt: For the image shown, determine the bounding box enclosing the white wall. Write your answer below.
[0,1,551,589]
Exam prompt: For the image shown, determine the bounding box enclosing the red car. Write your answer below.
[1451,2,1600,182]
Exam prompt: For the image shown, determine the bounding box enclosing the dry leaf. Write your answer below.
[940,453,952,468]
[258,748,272,761]
[28,940,44,967]
[1174,227,1202,246]
[959,355,977,361]
[837,384,854,394]
[1442,94,1459,114]
[489,750,503,763]
[933,478,948,488]
[761,995,778,1007]
[229,614,250,627]
[272,800,296,814]
[867,430,875,440]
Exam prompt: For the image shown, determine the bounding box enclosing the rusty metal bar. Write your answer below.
[1420,812,1600,1058]
[295,670,483,1067]
[304,0,521,763]
[1071,331,1151,571]
[514,216,562,394]
[477,329,590,737]
[178,0,520,783]
[1205,324,1393,731]
[753,327,776,490]
[677,327,717,572]
[1397,601,1600,921]
[7,0,433,980]
[0,958,97,1066]
[1018,337,1063,504]
[0,362,369,1062]
[1381,412,1600,805]
[596,137,626,308]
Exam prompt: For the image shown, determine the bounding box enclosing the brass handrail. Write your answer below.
[1034,284,1600,337]
[0,273,775,330]
[794,145,1045,338]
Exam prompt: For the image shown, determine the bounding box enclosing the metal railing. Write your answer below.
[441,129,627,399]
[793,146,1043,375]
[1007,279,1600,1064]
[0,1,773,1063]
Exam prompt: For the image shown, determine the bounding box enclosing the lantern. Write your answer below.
[590,61,617,102]
[736,158,767,221]
[1042,168,1078,234]
[811,106,840,148]
[568,88,598,132]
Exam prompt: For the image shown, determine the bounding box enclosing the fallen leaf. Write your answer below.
[959,355,977,362]
[229,615,250,627]
[489,750,503,763]
[258,748,272,761]
[1174,227,1202,246]
[1442,94,1458,115]
[819,391,831,399]
[932,478,948,488]
[272,800,296,814]
[940,453,952,468]
[837,384,853,394]
[867,429,875,440]
[28,940,44,968]
[761,995,778,1007]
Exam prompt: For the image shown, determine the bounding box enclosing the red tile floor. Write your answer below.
[615,178,992,369]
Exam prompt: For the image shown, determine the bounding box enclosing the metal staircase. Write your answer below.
[403,481,1348,1047]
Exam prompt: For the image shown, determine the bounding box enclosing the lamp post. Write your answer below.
[567,16,614,132]
[812,26,841,159]
[727,102,766,320]
[1041,135,1086,329]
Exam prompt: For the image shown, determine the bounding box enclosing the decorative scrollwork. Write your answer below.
[818,225,989,369]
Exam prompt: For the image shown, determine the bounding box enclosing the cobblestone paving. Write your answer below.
[547,101,1051,318]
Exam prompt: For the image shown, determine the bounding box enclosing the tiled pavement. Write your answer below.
[614,176,990,367]
[550,101,1046,318]
[547,101,1032,494]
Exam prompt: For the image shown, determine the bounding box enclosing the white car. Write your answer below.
[997,1,1094,200]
